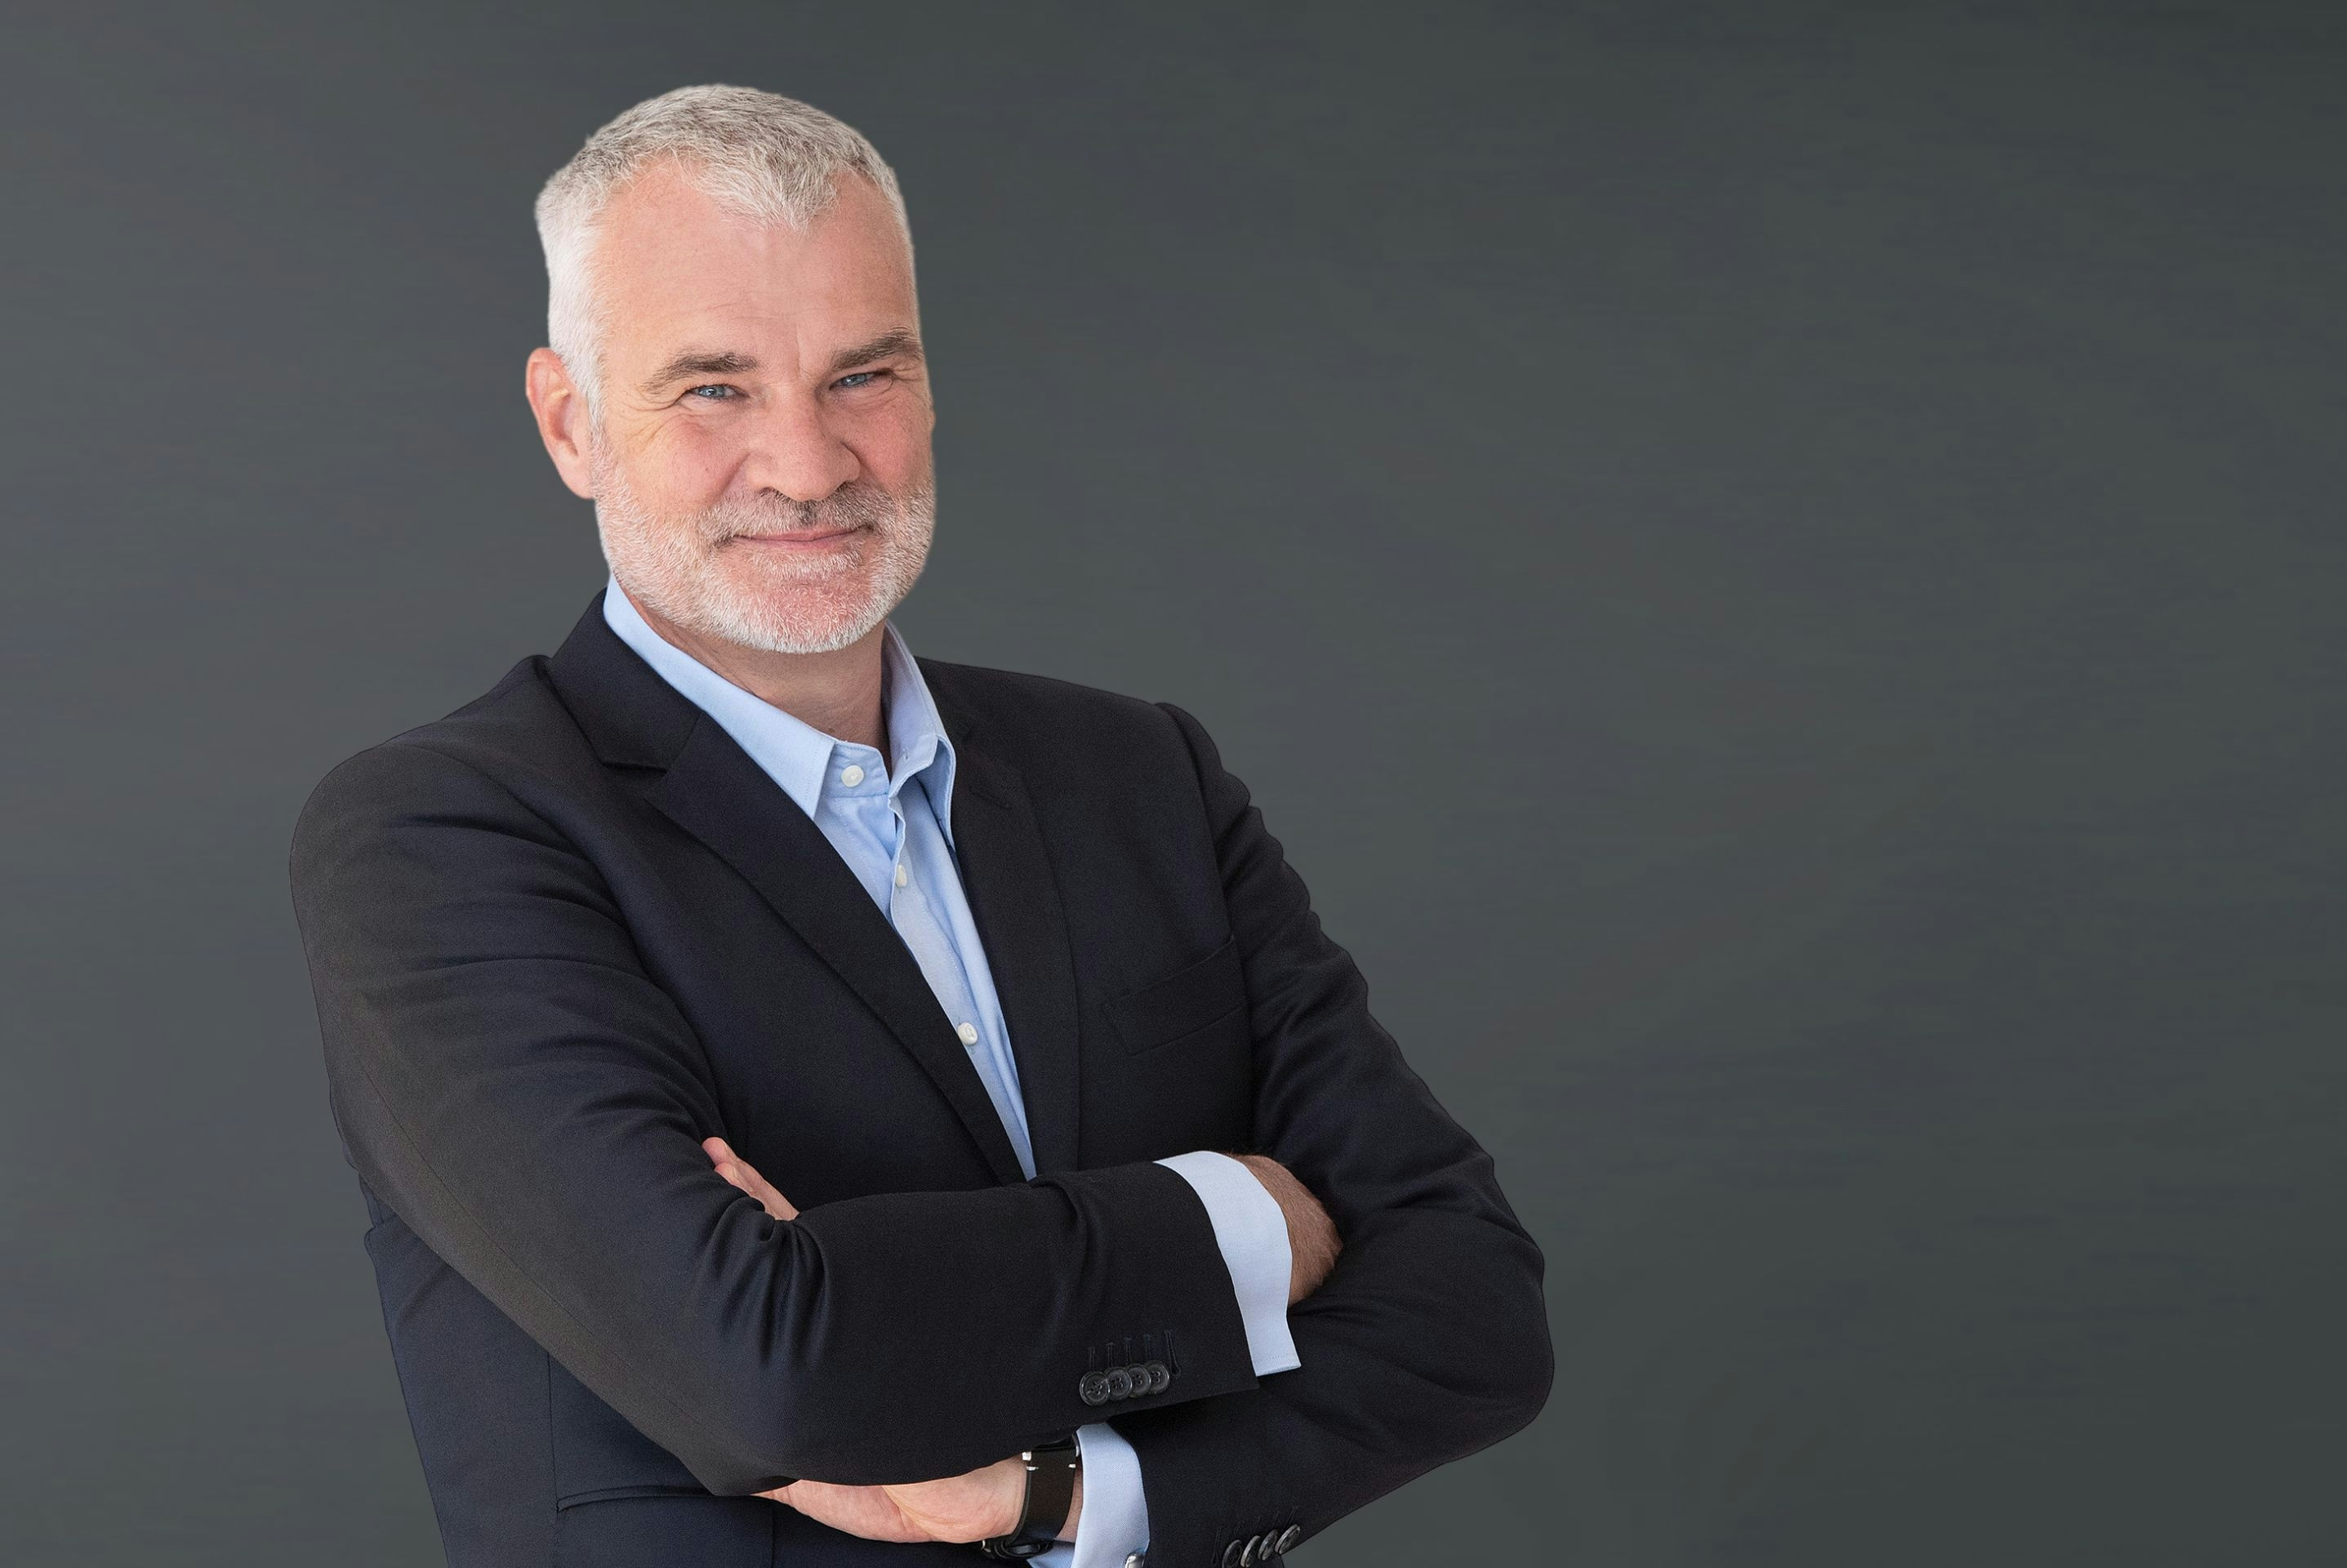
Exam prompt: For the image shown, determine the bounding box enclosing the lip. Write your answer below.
[730,526,862,547]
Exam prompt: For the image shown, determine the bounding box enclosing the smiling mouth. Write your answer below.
[729,525,865,546]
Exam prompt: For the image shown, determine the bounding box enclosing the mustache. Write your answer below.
[705,479,911,541]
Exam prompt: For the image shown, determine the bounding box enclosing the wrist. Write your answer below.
[978,1438,1080,1560]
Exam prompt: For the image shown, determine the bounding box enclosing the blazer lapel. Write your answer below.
[647,724,1030,1185]
[934,703,1084,1177]
[547,595,1027,1187]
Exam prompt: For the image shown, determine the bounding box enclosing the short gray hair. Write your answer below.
[533,84,912,418]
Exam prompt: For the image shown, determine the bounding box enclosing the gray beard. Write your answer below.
[588,437,937,656]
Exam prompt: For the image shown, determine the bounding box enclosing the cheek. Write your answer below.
[634,417,742,507]
[852,399,934,485]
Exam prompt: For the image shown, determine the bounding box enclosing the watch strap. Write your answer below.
[978,1437,1081,1560]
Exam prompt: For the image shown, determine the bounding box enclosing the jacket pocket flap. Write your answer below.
[1103,933,1246,1054]
[550,1356,708,1506]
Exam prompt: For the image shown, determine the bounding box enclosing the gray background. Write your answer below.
[3,1,2342,1563]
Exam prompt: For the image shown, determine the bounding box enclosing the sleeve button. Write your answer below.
[1143,1359,1170,1393]
[1276,1524,1302,1552]
[1079,1370,1113,1405]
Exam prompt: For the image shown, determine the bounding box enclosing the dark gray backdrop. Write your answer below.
[4,2,2341,1563]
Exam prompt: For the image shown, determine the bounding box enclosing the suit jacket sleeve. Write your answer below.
[289,737,1262,1496]
[1109,702,1555,1567]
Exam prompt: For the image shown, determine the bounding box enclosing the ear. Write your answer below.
[525,346,597,500]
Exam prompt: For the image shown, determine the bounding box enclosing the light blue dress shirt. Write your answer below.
[602,577,1298,1567]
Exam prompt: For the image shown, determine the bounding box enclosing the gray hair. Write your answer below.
[533,84,912,419]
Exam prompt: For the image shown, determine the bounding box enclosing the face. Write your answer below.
[567,163,936,655]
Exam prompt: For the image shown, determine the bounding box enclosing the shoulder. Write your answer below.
[913,653,1166,727]
[290,655,599,871]
[914,654,1209,768]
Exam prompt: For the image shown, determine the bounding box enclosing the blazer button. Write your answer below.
[1221,1541,1245,1568]
[1143,1358,1170,1393]
[1079,1370,1113,1406]
[1103,1365,1133,1400]
[1276,1524,1302,1552]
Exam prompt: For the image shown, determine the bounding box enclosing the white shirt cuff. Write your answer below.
[1031,1420,1144,1568]
[1154,1149,1302,1376]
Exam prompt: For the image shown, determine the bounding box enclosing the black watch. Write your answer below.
[977,1437,1081,1560]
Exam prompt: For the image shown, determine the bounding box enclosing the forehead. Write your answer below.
[590,162,915,363]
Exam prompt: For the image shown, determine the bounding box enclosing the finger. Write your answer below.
[717,1164,790,1218]
[731,1160,796,1221]
[705,1142,799,1222]
[756,1178,799,1222]
[768,1479,926,1543]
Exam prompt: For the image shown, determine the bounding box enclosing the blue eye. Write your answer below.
[686,385,737,400]
[835,371,888,390]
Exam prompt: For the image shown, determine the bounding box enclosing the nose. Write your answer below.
[739,385,862,501]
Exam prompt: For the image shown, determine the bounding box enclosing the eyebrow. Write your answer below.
[639,350,758,395]
[637,331,924,397]
[825,329,924,376]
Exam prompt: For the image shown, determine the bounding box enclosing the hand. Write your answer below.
[698,1136,1083,1545]
[702,1135,797,1220]
[757,1454,1080,1546]
[1234,1153,1343,1304]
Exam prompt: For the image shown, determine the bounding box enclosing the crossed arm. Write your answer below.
[290,699,1549,1561]
[697,1137,1343,1546]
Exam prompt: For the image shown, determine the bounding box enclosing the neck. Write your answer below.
[622,584,889,754]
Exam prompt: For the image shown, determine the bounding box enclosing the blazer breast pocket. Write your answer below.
[1103,933,1249,1056]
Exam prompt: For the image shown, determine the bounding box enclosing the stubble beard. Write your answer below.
[588,432,936,656]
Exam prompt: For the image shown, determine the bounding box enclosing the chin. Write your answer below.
[700,574,893,655]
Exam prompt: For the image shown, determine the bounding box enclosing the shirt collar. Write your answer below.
[599,574,959,844]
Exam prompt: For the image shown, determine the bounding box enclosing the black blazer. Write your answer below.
[290,594,1551,1568]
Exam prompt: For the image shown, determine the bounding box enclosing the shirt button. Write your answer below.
[957,1021,979,1045]
[840,764,865,786]
[894,862,908,887]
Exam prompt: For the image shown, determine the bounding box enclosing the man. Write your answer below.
[291,85,1549,1568]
